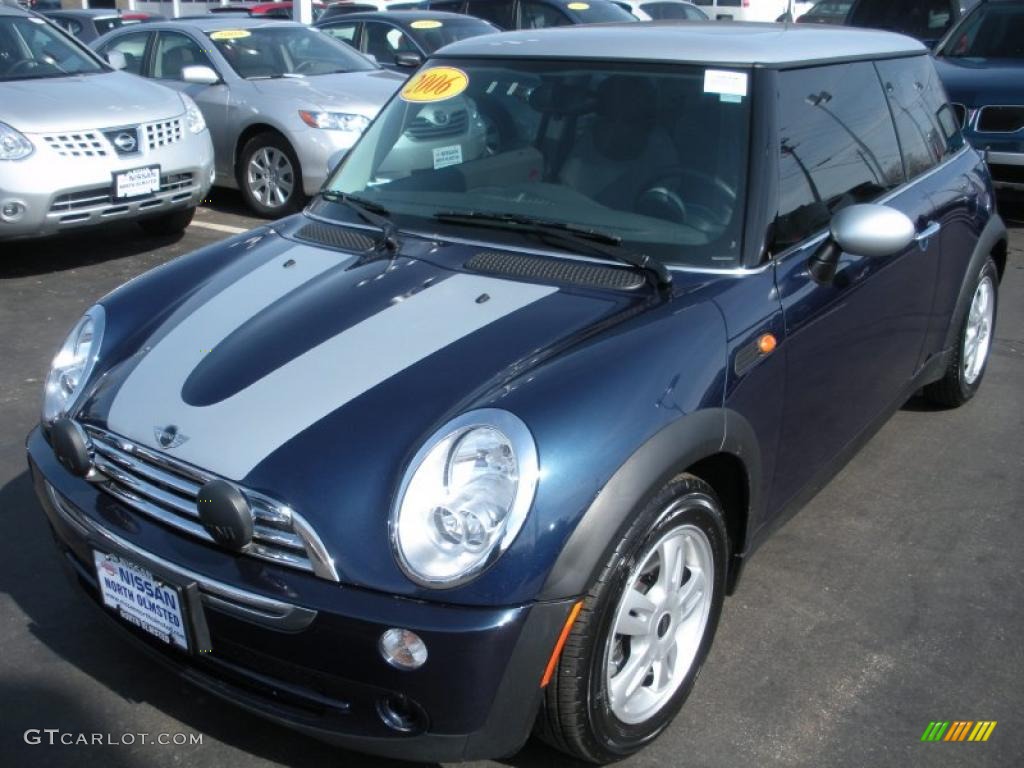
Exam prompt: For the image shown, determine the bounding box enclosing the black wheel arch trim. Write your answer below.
[538,408,762,601]
[941,213,1006,353]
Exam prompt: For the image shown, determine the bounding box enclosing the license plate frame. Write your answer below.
[93,550,191,652]
[112,165,161,200]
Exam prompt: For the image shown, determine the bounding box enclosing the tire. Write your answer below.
[923,257,999,408]
[237,132,304,218]
[137,207,195,236]
[536,474,728,764]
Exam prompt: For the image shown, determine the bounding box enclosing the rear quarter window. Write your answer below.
[774,61,905,250]
[875,56,963,179]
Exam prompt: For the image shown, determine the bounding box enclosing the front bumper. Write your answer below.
[0,130,214,241]
[27,426,572,762]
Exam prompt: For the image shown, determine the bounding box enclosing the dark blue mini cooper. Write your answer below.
[28,21,1007,764]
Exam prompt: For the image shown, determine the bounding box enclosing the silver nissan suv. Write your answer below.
[0,5,214,242]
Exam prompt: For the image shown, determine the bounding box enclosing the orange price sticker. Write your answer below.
[400,66,469,103]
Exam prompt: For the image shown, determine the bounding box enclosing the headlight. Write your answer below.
[42,305,105,424]
[298,110,371,133]
[180,93,206,134]
[0,121,33,161]
[392,409,539,588]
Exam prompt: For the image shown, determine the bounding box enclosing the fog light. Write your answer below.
[1,201,25,221]
[378,628,427,670]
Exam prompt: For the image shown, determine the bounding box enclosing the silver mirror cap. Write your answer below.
[107,50,127,70]
[830,203,916,258]
[181,65,220,85]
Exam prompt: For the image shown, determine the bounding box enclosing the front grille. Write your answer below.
[951,103,967,129]
[49,173,196,213]
[145,118,184,149]
[81,425,338,581]
[977,106,1024,133]
[42,131,109,158]
[405,109,468,140]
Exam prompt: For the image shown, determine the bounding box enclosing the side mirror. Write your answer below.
[394,52,422,69]
[181,65,220,85]
[106,50,127,70]
[808,204,916,283]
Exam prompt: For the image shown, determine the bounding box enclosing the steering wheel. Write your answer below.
[636,168,737,234]
[293,60,318,75]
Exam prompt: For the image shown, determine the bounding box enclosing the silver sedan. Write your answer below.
[92,18,415,217]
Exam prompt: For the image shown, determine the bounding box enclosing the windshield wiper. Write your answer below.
[434,211,672,289]
[320,190,400,254]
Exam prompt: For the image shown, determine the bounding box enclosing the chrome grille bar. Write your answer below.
[81,424,338,581]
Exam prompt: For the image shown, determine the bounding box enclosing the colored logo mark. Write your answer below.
[921,721,997,742]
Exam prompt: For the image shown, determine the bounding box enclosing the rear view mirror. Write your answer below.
[181,65,220,85]
[394,52,423,69]
[809,204,916,283]
[106,50,127,70]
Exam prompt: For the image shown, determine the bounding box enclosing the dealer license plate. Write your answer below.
[94,551,189,651]
[113,166,160,199]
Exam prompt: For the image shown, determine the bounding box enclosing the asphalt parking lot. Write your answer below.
[0,198,1021,768]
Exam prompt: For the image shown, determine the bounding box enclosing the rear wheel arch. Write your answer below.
[538,408,760,602]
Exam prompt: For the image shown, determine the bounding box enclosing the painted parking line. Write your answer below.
[189,220,249,235]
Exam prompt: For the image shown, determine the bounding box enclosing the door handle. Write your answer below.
[914,221,941,246]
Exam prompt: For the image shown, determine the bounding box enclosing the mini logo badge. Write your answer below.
[154,425,188,449]
[113,131,137,153]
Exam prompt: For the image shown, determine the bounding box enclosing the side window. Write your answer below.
[153,32,213,81]
[775,62,905,250]
[320,22,360,48]
[101,31,150,76]
[521,1,572,28]
[55,18,82,37]
[431,0,467,12]
[876,56,963,180]
[467,0,515,28]
[364,22,415,65]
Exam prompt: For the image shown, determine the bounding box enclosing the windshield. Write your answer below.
[848,0,955,40]
[0,15,104,80]
[410,20,496,52]
[325,59,751,268]
[206,26,376,78]
[940,3,1024,58]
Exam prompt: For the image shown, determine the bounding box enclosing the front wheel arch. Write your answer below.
[538,408,760,602]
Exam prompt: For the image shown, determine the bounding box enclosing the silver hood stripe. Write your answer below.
[108,246,556,480]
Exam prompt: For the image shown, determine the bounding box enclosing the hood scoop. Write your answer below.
[466,250,645,291]
[294,220,376,254]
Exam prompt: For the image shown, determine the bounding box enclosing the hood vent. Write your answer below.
[293,221,376,253]
[466,250,645,291]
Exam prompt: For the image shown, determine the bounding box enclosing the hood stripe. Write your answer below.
[108,246,556,480]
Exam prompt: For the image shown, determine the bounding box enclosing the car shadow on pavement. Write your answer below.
[0,469,434,768]
[0,225,184,280]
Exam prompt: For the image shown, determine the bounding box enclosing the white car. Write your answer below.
[0,5,213,241]
[612,0,709,20]
[693,0,814,22]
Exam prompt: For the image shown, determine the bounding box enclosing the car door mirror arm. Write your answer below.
[808,203,917,283]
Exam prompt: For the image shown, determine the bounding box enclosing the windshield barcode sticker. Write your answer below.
[704,70,748,98]
[433,145,463,170]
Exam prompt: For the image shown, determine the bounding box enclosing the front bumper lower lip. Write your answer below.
[27,426,575,762]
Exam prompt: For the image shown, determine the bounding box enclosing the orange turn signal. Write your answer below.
[757,333,777,355]
[540,600,584,688]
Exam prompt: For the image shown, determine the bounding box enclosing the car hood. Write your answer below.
[78,217,651,545]
[2,71,185,133]
[933,57,1024,107]
[247,69,404,115]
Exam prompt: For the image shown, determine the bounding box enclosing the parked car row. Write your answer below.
[2,0,1021,237]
